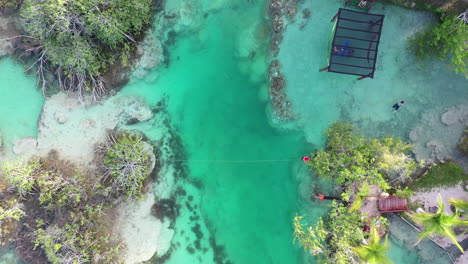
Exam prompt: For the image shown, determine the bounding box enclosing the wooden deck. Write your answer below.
[378,196,411,213]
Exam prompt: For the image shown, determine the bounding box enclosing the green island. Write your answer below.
[0,0,467,263]
[294,121,468,263]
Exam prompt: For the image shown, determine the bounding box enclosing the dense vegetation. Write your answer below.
[377,0,468,15]
[410,195,468,252]
[102,133,153,199]
[412,14,468,78]
[295,121,468,263]
[308,121,419,200]
[410,161,468,190]
[18,0,153,97]
[0,132,154,263]
[295,122,416,264]
[294,202,368,263]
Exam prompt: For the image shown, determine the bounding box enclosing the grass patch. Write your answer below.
[410,162,468,190]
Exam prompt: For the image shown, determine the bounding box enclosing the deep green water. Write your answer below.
[122,2,314,263]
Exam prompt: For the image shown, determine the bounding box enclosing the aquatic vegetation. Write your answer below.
[18,0,153,97]
[353,226,392,264]
[412,14,468,78]
[102,133,153,199]
[410,195,468,252]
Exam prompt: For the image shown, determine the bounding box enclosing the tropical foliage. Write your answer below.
[410,162,467,190]
[0,199,25,245]
[19,0,153,96]
[353,226,392,264]
[309,121,419,192]
[449,198,468,212]
[0,153,122,263]
[294,201,366,264]
[412,14,468,78]
[410,195,468,252]
[349,181,370,212]
[103,133,153,199]
[1,157,40,198]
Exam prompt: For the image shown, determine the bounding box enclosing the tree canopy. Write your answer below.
[412,14,468,78]
[19,0,153,97]
[308,121,419,197]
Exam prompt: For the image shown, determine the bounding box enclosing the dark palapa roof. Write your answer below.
[328,8,384,78]
[378,196,410,213]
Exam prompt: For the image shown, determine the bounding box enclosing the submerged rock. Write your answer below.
[426,139,451,161]
[115,190,174,264]
[440,105,468,126]
[13,137,37,156]
[54,111,68,124]
[0,16,21,57]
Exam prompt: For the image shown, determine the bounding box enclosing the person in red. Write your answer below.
[313,193,325,200]
[302,156,310,163]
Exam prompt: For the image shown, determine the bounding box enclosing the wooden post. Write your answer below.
[319,66,329,72]
[358,74,370,80]
[330,13,339,22]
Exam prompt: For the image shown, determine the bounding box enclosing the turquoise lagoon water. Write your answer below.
[0,57,44,156]
[1,0,467,264]
[122,2,316,263]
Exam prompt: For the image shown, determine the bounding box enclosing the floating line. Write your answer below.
[155,159,297,163]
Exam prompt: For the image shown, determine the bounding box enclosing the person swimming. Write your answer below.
[333,41,354,56]
[358,0,368,8]
[392,100,405,112]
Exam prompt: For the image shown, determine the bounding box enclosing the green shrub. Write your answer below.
[103,134,152,199]
[33,212,120,264]
[36,171,84,210]
[412,15,468,78]
[19,0,152,95]
[0,199,25,245]
[293,201,366,264]
[1,157,40,198]
[411,162,468,190]
[309,121,418,189]
[457,129,468,156]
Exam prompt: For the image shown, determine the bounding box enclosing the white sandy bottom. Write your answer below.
[116,189,174,263]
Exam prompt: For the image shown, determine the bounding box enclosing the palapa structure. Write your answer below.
[320,8,385,80]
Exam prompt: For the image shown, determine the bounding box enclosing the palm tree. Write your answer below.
[353,226,392,264]
[349,181,370,212]
[449,198,468,213]
[410,195,468,252]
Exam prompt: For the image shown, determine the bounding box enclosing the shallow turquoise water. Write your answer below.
[0,57,44,156]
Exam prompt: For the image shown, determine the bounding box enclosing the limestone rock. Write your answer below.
[0,16,20,57]
[125,99,153,123]
[13,137,38,156]
[54,111,69,124]
[138,37,164,70]
[409,126,422,142]
[440,105,468,126]
[426,139,451,161]
[80,119,96,129]
[142,141,156,175]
